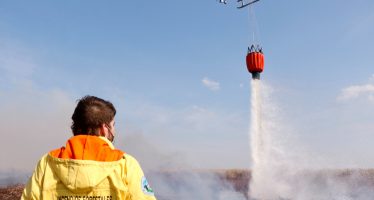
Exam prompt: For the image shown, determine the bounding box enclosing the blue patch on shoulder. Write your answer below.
[141,176,154,196]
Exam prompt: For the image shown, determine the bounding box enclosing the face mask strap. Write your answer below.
[105,123,115,143]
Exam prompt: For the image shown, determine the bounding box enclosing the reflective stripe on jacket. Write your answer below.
[22,135,156,200]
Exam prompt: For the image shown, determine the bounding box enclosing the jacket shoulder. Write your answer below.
[34,154,50,180]
[21,154,50,200]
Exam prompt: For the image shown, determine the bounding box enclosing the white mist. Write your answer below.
[249,80,374,200]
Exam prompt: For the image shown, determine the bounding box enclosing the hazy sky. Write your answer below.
[0,0,374,171]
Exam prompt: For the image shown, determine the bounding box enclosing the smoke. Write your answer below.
[291,170,374,200]
[149,170,246,200]
[0,170,29,187]
[0,39,76,173]
[116,133,247,200]
[118,101,249,169]
[249,80,374,200]
[112,98,250,199]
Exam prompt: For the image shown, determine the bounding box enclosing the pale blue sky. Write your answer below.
[0,1,374,171]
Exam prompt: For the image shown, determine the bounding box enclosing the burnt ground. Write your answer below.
[2,169,374,200]
[0,184,24,200]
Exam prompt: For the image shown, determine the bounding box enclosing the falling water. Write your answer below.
[249,79,292,200]
[248,80,374,200]
[249,79,265,198]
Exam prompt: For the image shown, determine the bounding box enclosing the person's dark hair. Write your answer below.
[71,95,116,136]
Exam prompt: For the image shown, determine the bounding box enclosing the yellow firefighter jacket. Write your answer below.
[21,135,157,200]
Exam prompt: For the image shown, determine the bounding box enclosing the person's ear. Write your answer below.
[99,123,106,137]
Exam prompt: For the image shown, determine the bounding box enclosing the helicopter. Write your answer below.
[217,0,260,9]
[237,0,260,9]
[217,0,227,4]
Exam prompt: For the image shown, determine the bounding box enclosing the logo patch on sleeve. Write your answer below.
[141,176,154,196]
